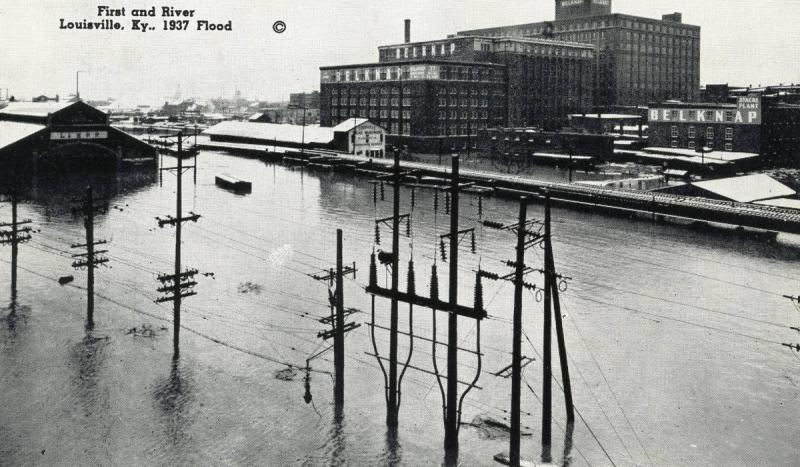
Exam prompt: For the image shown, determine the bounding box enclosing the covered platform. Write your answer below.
[0,100,157,176]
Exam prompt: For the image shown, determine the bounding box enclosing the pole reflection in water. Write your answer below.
[384,426,402,466]
[153,355,194,449]
[70,329,110,416]
[562,421,575,467]
[326,406,347,466]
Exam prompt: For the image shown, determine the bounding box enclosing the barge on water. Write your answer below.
[215,174,252,194]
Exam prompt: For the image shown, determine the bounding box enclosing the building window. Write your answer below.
[670,140,678,148]
[688,140,696,149]
[671,126,678,138]
[688,126,695,138]
[706,127,714,140]
[725,143,733,151]
[725,128,733,140]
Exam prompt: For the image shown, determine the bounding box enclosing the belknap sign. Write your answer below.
[649,97,762,125]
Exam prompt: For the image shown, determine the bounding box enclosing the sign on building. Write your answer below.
[50,131,108,140]
[649,99,762,126]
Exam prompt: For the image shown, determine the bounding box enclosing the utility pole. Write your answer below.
[71,186,109,329]
[510,198,527,465]
[541,191,575,457]
[156,132,202,355]
[483,199,545,467]
[366,154,486,462]
[1,190,33,300]
[444,154,461,454]
[308,229,359,407]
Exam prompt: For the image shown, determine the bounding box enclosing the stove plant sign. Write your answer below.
[649,98,762,126]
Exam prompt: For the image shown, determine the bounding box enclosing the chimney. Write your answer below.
[404,19,411,43]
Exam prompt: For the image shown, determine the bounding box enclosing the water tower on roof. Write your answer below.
[555,0,612,20]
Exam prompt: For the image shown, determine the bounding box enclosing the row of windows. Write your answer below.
[323,65,503,84]
[670,126,735,140]
[671,140,734,151]
[329,87,497,97]
[332,97,412,106]
[382,42,458,60]
[473,18,698,39]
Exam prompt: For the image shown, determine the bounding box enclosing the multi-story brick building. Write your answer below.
[648,97,800,164]
[458,0,701,107]
[320,33,594,150]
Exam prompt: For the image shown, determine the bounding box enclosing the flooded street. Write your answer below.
[1,151,799,466]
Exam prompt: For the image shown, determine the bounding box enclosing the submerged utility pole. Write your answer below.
[71,186,109,329]
[367,154,486,464]
[156,132,201,356]
[509,198,528,466]
[308,229,359,407]
[1,190,33,300]
[541,191,574,457]
[444,154,461,454]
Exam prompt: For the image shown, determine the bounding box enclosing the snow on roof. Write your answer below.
[0,101,75,118]
[754,197,800,210]
[204,121,336,145]
[0,121,46,149]
[693,174,796,203]
[332,118,370,132]
[644,147,758,162]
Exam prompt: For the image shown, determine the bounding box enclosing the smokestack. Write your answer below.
[404,19,411,43]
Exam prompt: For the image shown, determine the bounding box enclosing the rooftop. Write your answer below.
[692,174,795,203]
[0,121,46,149]
[0,101,76,118]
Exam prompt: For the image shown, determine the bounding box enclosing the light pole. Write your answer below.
[76,71,87,100]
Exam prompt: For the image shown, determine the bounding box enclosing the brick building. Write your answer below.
[320,31,594,150]
[458,0,701,107]
[288,91,320,109]
[648,97,800,164]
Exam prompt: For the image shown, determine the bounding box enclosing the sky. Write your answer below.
[1,0,798,107]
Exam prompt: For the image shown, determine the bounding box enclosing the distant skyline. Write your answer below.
[1,0,799,107]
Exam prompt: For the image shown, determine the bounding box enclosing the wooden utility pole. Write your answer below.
[444,154,461,454]
[541,191,575,457]
[1,190,33,301]
[366,154,486,461]
[156,132,202,356]
[546,193,575,427]
[509,197,528,466]
[308,230,359,407]
[71,186,109,329]
[388,147,401,426]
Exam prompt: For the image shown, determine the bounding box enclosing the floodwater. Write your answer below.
[1,151,799,466]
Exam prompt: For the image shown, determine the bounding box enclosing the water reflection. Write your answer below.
[384,426,402,466]
[20,171,156,217]
[70,330,110,416]
[327,406,347,466]
[562,421,574,467]
[152,355,194,448]
[1,301,29,340]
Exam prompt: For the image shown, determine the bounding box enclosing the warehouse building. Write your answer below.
[0,100,156,176]
[648,96,800,164]
[204,118,387,158]
[320,23,594,151]
[457,0,701,107]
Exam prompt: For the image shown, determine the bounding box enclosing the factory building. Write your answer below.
[0,100,156,176]
[320,19,594,151]
[648,96,800,164]
[458,0,701,107]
